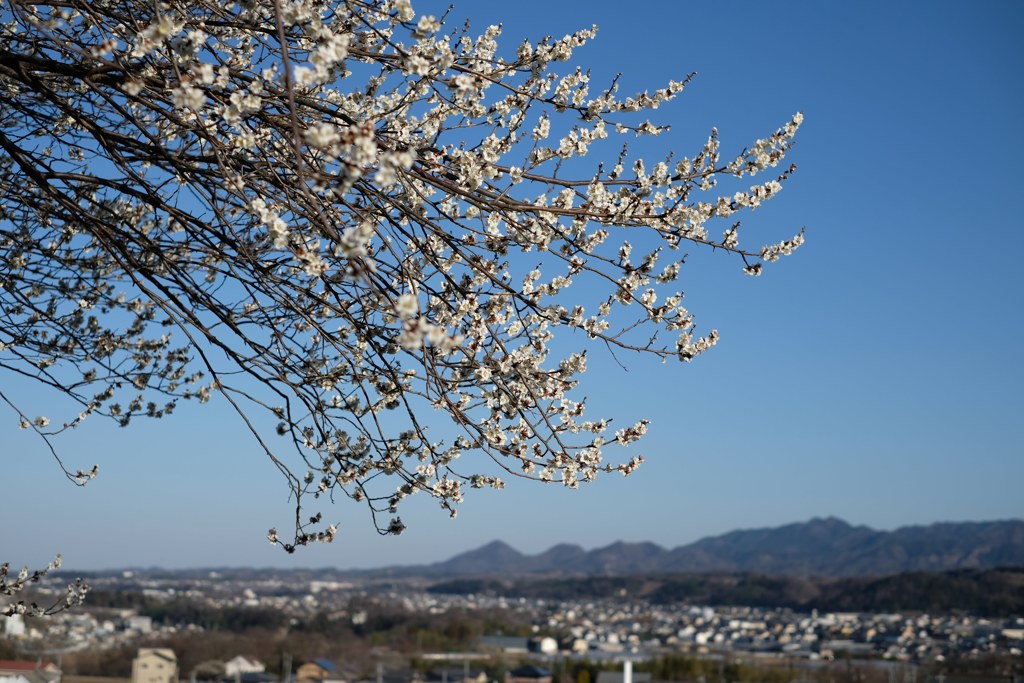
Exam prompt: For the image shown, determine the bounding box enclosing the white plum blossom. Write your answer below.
[394,293,419,319]
[393,0,415,22]
[171,83,205,110]
[132,14,183,57]
[222,90,262,126]
[416,15,440,37]
[532,114,551,141]
[305,122,340,149]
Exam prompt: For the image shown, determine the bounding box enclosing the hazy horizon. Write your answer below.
[40,515,1024,572]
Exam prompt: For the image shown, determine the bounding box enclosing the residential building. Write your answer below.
[296,660,345,683]
[225,657,265,677]
[505,666,551,683]
[131,648,178,683]
[0,661,61,683]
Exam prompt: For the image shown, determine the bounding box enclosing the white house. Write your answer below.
[527,636,558,655]
[225,657,265,677]
[127,615,154,633]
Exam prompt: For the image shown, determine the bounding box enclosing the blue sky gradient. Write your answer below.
[4,0,1023,570]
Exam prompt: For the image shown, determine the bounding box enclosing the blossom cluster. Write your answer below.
[0,0,805,552]
[1,556,89,617]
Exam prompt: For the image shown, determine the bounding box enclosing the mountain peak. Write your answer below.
[807,516,852,527]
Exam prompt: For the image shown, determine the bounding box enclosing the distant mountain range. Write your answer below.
[370,517,1024,578]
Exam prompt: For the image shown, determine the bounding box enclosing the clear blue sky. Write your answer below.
[4,0,1023,571]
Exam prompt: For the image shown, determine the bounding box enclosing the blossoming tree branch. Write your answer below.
[0,0,805,606]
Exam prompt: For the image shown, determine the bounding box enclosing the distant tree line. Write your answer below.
[55,592,528,677]
[427,566,1024,616]
[141,598,287,631]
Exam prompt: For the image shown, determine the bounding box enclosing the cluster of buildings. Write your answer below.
[3,607,186,654]
[2,652,309,683]
[358,585,1024,663]
[2,568,1022,675]
[0,653,560,683]
[531,600,1024,663]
